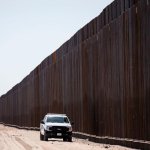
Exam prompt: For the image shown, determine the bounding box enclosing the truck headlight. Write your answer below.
[69,126,72,132]
[46,126,52,131]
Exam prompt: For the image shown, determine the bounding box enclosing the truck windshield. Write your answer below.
[47,116,69,123]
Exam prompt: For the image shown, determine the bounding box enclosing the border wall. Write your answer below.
[0,0,150,148]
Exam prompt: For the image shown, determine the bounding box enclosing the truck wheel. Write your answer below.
[63,137,67,141]
[68,136,72,142]
[40,132,44,141]
[44,131,48,141]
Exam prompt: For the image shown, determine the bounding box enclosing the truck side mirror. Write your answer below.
[40,120,44,124]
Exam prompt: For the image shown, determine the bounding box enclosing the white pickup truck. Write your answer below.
[40,113,73,142]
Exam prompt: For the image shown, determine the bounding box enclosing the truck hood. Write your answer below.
[45,122,71,127]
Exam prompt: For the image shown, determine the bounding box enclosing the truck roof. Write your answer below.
[46,113,67,116]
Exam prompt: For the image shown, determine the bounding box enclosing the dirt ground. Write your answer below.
[0,124,138,150]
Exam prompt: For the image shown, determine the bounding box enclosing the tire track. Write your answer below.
[15,136,43,150]
[0,133,5,150]
[0,132,24,150]
[15,137,32,150]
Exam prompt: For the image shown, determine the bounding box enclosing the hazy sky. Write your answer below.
[0,0,113,96]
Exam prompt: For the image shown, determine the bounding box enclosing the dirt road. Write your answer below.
[0,124,138,150]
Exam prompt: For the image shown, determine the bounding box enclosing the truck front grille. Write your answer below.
[49,126,69,132]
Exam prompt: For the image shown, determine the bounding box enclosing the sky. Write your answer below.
[0,0,114,96]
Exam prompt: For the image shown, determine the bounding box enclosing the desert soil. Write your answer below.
[0,124,138,150]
